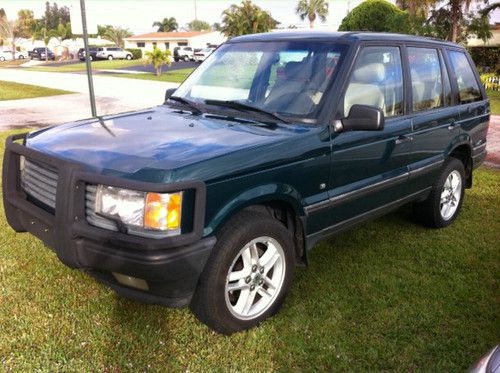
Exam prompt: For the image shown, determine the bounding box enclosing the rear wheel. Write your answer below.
[0,57,5,62]
[108,55,113,61]
[190,211,295,334]
[183,55,189,62]
[126,54,132,60]
[413,157,465,228]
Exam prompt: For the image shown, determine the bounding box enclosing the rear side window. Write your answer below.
[447,50,482,104]
[344,46,404,117]
[407,47,443,111]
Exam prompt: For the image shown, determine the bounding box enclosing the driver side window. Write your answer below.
[344,46,403,117]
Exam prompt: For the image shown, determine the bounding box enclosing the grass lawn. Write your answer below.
[28,59,140,72]
[0,80,72,101]
[109,68,195,83]
[0,128,498,371]
[487,90,500,115]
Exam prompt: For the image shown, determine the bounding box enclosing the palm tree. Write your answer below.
[144,46,171,76]
[221,0,278,37]
[449,0,471,43]
[0,16,21,60]
[102,26,132,48]
[295,0,329,29]
[396,0,438,18]
[152,17,178,32]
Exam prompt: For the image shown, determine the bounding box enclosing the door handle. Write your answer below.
[448,121,457,131]
[395,135,413,145]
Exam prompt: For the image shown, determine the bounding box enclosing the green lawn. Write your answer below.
[0,59,27,67]
[0,128,498,371]
[28,59,141,72]
[109,68,194,83]
[487,90,500,115]
[0,80,73,101]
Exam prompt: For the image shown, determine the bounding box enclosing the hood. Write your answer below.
[26,106,326,183]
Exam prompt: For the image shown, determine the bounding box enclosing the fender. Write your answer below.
[204,182,306,237]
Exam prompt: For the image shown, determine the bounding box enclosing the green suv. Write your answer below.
[3,32,489,334]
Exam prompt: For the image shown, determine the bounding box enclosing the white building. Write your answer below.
[124,31,227,53]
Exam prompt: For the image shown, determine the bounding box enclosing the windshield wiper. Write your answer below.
[204,99,290,124]
[168,96,202,115]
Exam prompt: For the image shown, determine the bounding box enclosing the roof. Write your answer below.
[229,31,460,47]
[126,31,212,40]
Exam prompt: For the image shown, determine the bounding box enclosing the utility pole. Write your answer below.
[194,0,198,20]
[79,0,97,117]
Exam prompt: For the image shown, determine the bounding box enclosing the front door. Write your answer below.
[328,45,414,226]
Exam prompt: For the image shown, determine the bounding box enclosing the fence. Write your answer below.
[481,74,500,91]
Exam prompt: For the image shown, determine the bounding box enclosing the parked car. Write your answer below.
[469,345,500,373]
[0,50,26,61]
[173,46,194,62]
[29,47,55,61]
[194,47,215,62]
[3,32,489,335]
[77,47,99,61]
[95,47,133,61]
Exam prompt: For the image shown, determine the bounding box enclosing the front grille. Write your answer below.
[85,185,118,231]
[21,158,58,210]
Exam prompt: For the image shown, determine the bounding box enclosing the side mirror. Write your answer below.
[339,105,384,132]
[164,88,177,103]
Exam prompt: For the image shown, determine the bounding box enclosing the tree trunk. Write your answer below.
[45,46,48,63]
[450,0,460,42]
[11,41,16,61]
[309,18,314,29]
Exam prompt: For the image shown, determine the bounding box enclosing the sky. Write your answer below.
[1,0,499,35]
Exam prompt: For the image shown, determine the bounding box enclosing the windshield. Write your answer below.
[174,41,347,118]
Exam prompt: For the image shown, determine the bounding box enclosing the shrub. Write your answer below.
[338,0,410,33]
[126,48,142,60]
[468,47,500,74]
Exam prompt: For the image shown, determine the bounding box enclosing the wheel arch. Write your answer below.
[447,141,473,188]
[206,184,308,265]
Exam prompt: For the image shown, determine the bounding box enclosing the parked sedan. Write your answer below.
[0,50,26,61]
[29,47,55,61]
[194,48,215,62]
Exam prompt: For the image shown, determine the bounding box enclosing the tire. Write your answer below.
[190,211,295,334]
[126,54,132,60]
[0,57,4,62]
[19,55,24,59]
[108,55,113,60]
[413,157,466,228]
[183,55,189,62]
[89,56,93,61]
[174,58,179,62]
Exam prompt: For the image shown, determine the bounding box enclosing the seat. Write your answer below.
[344,63,386,117]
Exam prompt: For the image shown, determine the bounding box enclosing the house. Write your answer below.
[467,22,500,47]
[124,31,227,53]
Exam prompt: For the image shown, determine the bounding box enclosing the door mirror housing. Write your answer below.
[340,105,384,132]
[164,88,177,103]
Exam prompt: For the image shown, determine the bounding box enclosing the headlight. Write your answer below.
[95,185,182,234]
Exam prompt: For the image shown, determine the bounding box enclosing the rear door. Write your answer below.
[327,44,414,225]
[446,49,489,164]
[406,45,459,192]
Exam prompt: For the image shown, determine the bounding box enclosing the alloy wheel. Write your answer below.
[440,170,462,220]
[225,236,286,320]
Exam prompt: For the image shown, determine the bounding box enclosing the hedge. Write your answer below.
[468,46,500,74]
[126,48,142,60]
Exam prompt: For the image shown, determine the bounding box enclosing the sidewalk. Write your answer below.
[485,114,499,168]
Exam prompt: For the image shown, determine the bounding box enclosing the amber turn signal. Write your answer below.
[144,192,182,231]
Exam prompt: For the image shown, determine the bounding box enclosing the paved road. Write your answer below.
[0,69,180,128]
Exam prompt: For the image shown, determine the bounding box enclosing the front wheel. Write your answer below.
[108,55,113,60]
[126,54,132,60]
[413,157,465,228]
[190,211,295,334]
[0,57,5,62]
[183,55,189,62]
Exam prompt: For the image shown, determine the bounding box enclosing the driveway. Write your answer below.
[0,69,180,128]
[117,61,198,73]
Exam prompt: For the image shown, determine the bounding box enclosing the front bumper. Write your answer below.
[3,134,215,306]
